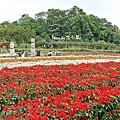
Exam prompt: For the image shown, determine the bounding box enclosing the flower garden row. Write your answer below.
[0,61,120,120]
[0,54,120,63]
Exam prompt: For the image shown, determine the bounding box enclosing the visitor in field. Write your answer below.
[22,50,25,57]
[14,53,18,59]
[37,50,40,56]
[48,51,52,56]
[18,51,21,57]
[25,50,28,57]
[55,50,60,56]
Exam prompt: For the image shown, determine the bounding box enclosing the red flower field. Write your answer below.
[0,61,120,120]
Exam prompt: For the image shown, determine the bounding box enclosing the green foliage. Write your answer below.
[0,6,120,47]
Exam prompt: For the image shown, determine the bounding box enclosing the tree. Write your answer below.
[0,6,120,46]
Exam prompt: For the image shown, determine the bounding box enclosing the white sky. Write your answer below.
[0,0,120,28]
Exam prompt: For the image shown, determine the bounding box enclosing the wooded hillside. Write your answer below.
[0,6,120,47]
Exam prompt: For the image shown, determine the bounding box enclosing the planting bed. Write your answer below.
[0,58,120,120]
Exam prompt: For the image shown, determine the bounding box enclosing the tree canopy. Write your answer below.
[0,6,120,46]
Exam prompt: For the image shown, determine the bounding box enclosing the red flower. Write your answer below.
[3,106,8,111]
[7,115,15,120]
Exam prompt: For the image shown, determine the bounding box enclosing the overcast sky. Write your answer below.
[0,0,120,28]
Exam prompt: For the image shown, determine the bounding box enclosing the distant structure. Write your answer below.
[10,42,15,56]
[0,43,9,52]
[31,38,36,56]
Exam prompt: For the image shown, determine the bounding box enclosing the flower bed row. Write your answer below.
[0,61,120,120]
[0,54,120,63]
